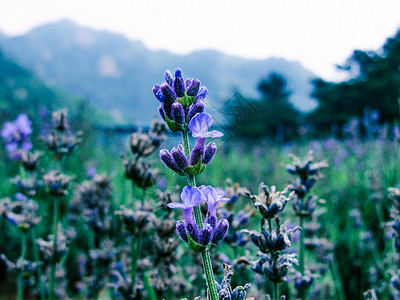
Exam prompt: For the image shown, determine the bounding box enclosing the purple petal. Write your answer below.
[167,202,186,209]
[195,86,208,101]
[14,193,27,201]
[15,114,32,136]
[181,186,203,208]
[200,185,229,205]
[203,130,223,138]
[188,112,213,138]
[5,142,18,152]
[1,122,15,141]
[21,141,33,151]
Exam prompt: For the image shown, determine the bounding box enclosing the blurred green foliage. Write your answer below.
[308,30,400,136]
[225,73,300,141]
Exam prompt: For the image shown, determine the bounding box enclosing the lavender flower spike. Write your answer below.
[199,185,229,228]
[188,112,223,139]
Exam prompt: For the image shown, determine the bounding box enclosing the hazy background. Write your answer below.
[2,0,400,80]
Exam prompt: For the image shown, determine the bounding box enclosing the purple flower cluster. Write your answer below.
[153,68,208,132]
[168,185,229,252]
[160,112,222,176]
[1,114,33,160]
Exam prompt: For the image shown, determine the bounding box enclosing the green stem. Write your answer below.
[17,232,28,300]
[143,270,158,300]
[329,254,345,300]
[182,129,218,300]
[272,282,279,300]
[141,187,146,208]
[299,215,304,276]
[131,230,143,293]
[32,229,46,300]
[132,182,136,204]
[268,219,272,234]
[49,200,59,300]
[200,250,218,300]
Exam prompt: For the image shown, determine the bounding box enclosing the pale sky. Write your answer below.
[2,0,400,81]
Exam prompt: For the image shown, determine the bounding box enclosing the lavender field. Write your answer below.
[1,62,400,300]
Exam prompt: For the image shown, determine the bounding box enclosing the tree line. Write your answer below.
[226,29,400,141]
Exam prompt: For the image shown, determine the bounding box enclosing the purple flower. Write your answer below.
[86,166,97,179]
[199,185,229,228]
[1,114,33,160]
[188,113,222,166]
[188,113,223,139]
[14,193,27,201]
[1,114,32,143]
[167,186,204,225]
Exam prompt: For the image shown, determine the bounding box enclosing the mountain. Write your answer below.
[0,48,96,138]
[0,20,317,125]
[0,48,64,123]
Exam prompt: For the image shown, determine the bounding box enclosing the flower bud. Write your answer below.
[176,220,188,243]
[186,222,199,242]
[160,83,176,104]
[203,142,217,165]
[185,78,192,88]
[158,105,166,122]
[231,284,251,300]
[195,86,208,101]
[171,102,185,124]
[159,149,183,174]
[392,276,400,292]
[152,84,161,97]
[199,224,213,245]
[186,78,201,97]
[174,68,185,97]
[171,145,188,169]
[294,274,314,291]
[155,90,166,102]
[190,142,204,166]
[162,102,173,119]
[164,70,174,86]
[272,232,291,251]
[206,214,217,230]
[187,101,205,121]
[251,256,267,275]
[211,219,229,245]
[249,232,260,247]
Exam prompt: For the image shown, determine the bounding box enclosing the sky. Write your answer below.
[1,0,400,81]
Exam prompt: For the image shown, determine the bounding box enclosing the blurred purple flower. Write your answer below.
[309,141,322,153]
[86,166,97,179]
[322,138,337,151]
[14,193,27,201]
[38,106,50,118]
[1,114,33,160]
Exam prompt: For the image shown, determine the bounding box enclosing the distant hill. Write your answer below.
[0,48,64,124]
[0,48,96,139]
[0,20,317,125]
